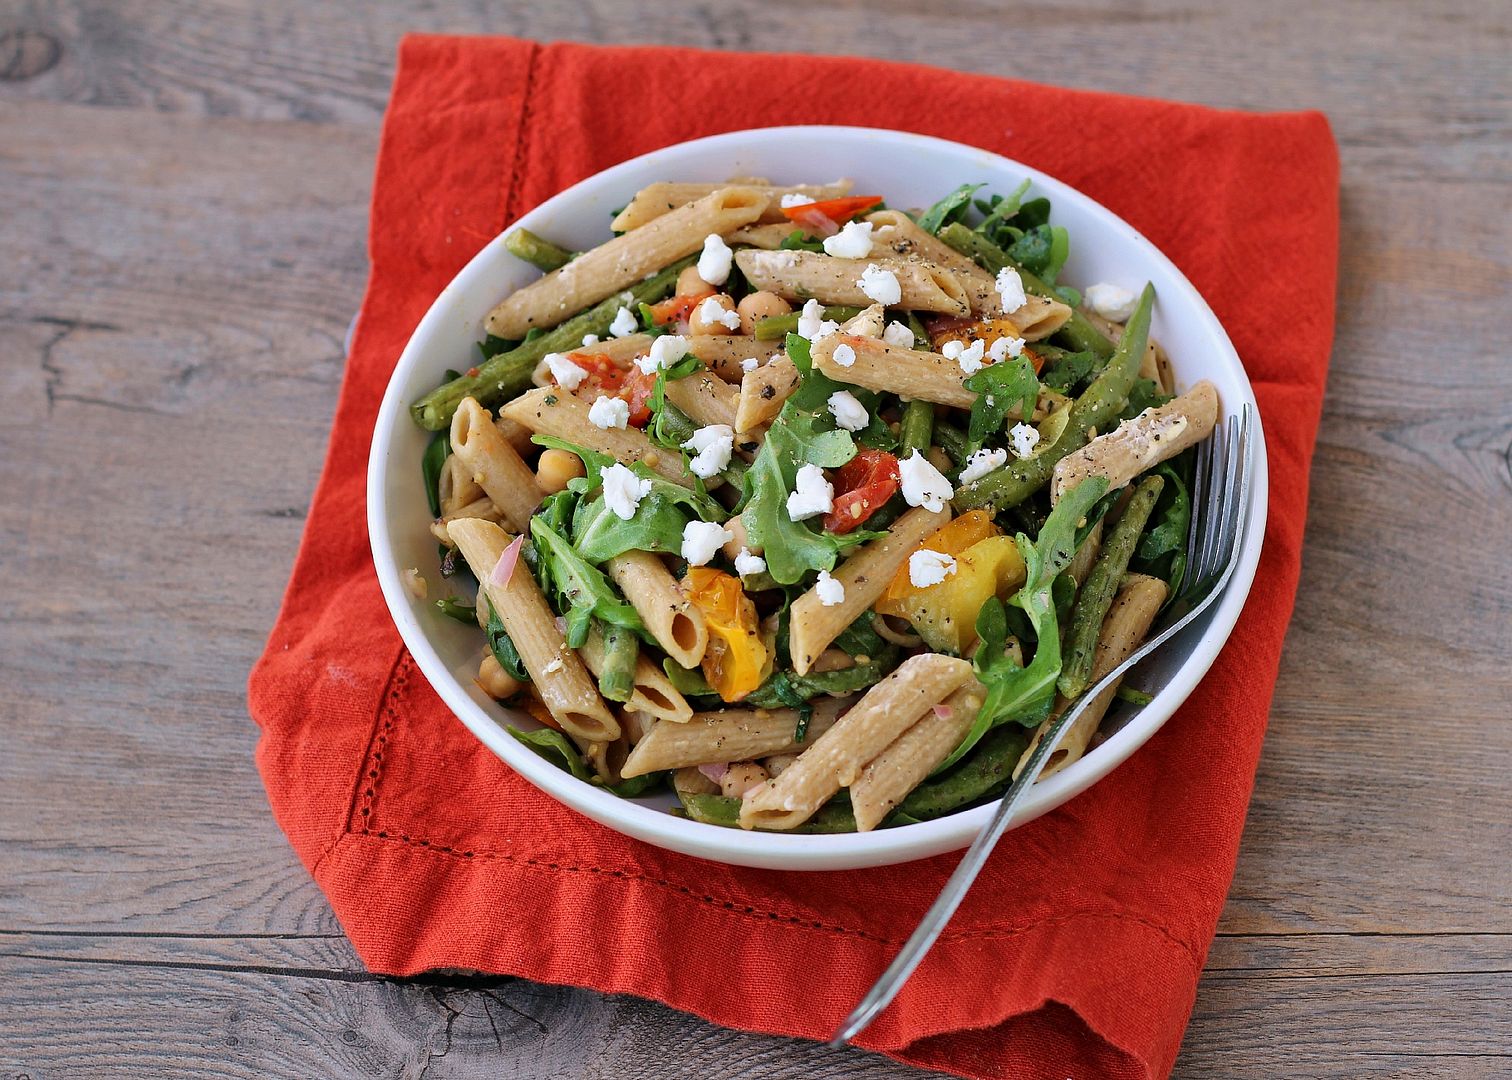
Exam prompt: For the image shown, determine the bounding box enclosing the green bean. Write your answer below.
[937,223,1114,359]
[433,597,476,623]
[596,620,639,703]
[504,228,575,272]
[899,399,934,458]
[932,419,968,465]
[1058,474,1164,698]
[681,793,859,833]
[742,647,899,709]
[409,255,696,431]
[954,284,1154,511]
[752,304,864,341]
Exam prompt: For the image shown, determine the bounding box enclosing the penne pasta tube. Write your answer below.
[849,681,986,832]
[734,355,801,434]
[447,518,619,742]
[688,335,786,382]
[841,302,887,339]
[607,550,709,669]
[673,765,720,798]
[530,333,655,385]
[501,387,697,488]
[611,180,851,232]
[488,186,769,338]
[579,624,694,724]
[1016,573,1168,780]
[734,251,971,316]
[450,397,543,532]
[739,654,975,830]
[621,696,851,778]
[812,333,1057,418]
[430,496,502,545]
[495,416,536,456]
[438,453,483,517]
[663,368,739,430]
[788,505,950,674]
[1051,380,1219,503]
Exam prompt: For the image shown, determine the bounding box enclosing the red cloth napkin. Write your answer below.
[250,34,1337,1079]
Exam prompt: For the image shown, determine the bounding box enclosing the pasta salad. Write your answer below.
[407,178,1218,833]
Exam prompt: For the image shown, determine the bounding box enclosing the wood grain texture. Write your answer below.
[1,0,1509,1077]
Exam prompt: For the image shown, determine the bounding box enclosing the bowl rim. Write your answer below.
[366,124,1269,871]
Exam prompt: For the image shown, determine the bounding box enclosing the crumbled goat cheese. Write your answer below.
[832,342,857,367]
[544,352,589,390]
[822,220,874,259]
[959,446,1008,484]
[858,264,902,306]
[941,339,964,360]
[955,339,986,374]
[1008,422,1041,459]
[733,547,767,577]
[898,450,954,513]
[988,335,1025,362]
[637,334,689,374]
[814,569,846,607]
[682,424,735,479]
[741,356,760,372]
[543,657,564,674]
[681,520,734,566]
[828,390,869,432]
[609,305,639,337]
[588,394,630,430]
[697,296,741,330]
[780,193,816,208]
[995,267,1027,314]
[796,298,839,341]
[882,321,916,349]
[1084,282,1138,322]
[581,333,600,346]
[602,463,652,520]
[908,549,958,588]
[697,233,734,286]
[786,463,834,521]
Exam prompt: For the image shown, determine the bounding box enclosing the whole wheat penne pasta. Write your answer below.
[578,624,694,724]
[495,416,536,456]
[1083,308,1166,388]
[621,696,850,778]
[611,180,851,232]
[841,302,886,339]
[734,354,801,433]
[789,505,950,674]
[673,765,720,798]
[621,709,655,746]
[850,681,986,831]
[688,335,786,382]
[607,550,709,668]
[739,654,974,830]
[867,210,1071,338]
[735,250,971,316]
[501,387,698,488]
[811,333,1056,418]
[431,496,503,545]
[447,518,619,742]
[488,187,769,338]
[663,368,739,430]
[450,397,543,531]
[438,453,483,516]
[530,333,655,385]
[1016,573,1168,781]
[1051,380,1219,503]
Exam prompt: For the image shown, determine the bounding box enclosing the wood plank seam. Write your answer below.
[501,40,542,227]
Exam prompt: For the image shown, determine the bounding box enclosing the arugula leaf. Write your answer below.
[917,182,985,235]
[1014,197,1052,230]
[1037,348,1099,394]
[973,179,1032,246]
[572,488,692,563]
[937,476,1111,769]
[421,430,450,517]
[1118,377,1173,422]
[1132,458,1192,597]
[780,229,824,253]
[647,354,704,452]
[529,514,644,648]
[477,335,517,361]
[964,353,1039,452]
[743,647,900,709]
[508,727,592,782]
[662,659,714,696]
[531,435,723,522]
[1008,224,1071,285]
[483,596,530,681]
[602,771,667,798]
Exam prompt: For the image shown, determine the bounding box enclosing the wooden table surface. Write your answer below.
[2,2,1508,1076]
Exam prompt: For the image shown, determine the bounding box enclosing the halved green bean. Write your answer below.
[409,255,697,431]
[1058,474,1164,698]
[596,620,639,703]
[932,420,968,465]
[681,793,859,833]
[954,284,1154,510]
[504,228,575,272]
[899,399,934,458]
[753,304,864,341]
[938,223,1114,359]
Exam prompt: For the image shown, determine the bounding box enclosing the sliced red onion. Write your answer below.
[554,616,568,634]
[489,534,524,588]
[697,762,729,784]
[793,206,840,237]
[932,703,954,720]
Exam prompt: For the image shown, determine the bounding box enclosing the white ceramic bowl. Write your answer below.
[368,126,1267,871]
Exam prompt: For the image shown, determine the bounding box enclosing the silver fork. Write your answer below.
[832,403,1256,1047]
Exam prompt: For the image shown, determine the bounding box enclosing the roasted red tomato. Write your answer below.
[823,448,900,534]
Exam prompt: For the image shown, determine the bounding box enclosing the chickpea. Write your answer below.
[736,290,792,335]
[673,766,720,798]
[719,761,770,800]
[535,447,585,494]
[764,752,801,777]
[676,264,712,297]
[477,653,522,700]
[688,293,741,336]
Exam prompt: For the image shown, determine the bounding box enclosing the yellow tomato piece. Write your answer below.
[930,319,1044,373]
[876,510,1001,616]
[685,567,768,702]
[893,536,1027,654]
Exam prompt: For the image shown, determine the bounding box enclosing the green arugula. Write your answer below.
[1118,377,1173,422]
[1037,348,1099,395]
[964,352,1039,452]
[529,510,644,648]
[780,229,824,253]
[917,182,986,235]
[971,179,1032,246]
[1008,223,1071,285]
[1132,458,1192,598]
[508,727,592,782]
[421,430,450,518]
[531,435,724,523]
[482,596,530,682]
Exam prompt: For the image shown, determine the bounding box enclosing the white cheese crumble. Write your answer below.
[814,569,846,607]
[543,352,589,390]
[882,321,915,349]
[959,446,1008,484]
[988,335,1025,362]
[822,220,874,259]
[681,424,735,479]
[697,233,734,286]
[741,356,760,372]
[940,339,965,361]
[898,449,954,513]
[1008,422,1041,459]
[780,192,816,208]
[995,267,1027,314]
[637,334,689,374]
[827,390,869,432]
[786,462,834,521]
[697,296,741,330]
[587,394,630,430]
[796,298,839,342]
[908,549,958,588]
[858,264,902,306]
[581,333,600,347]
[602,463,652,520]
[832,342,857,368]
[609,305,638,337]
[681,520,734,566]
[1085,282,1138,322]
[955,339,986,375]
[543,657,564,674]
[733,547,767,577]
